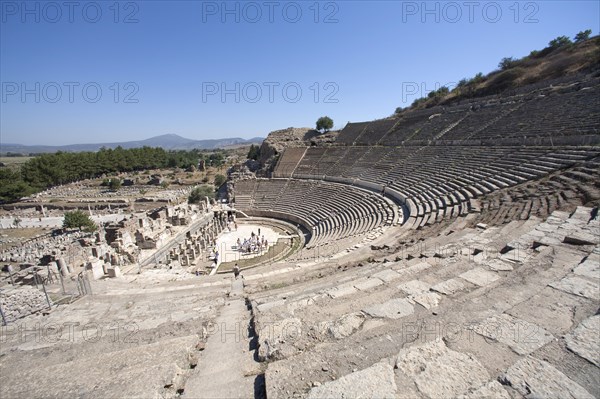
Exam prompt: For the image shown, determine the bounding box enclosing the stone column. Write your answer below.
[57,258,69,276]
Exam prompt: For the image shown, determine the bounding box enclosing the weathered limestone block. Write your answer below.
[107,266,122,278]
[327,284,358,299]
[501,356,594,398]
[431,278,467,295]
[549,276,599,300]
[363,298,414,319]
[257,317,302,361]
[573,254,600,279]
[86,258,105,280]
[471,313,554,355]
[308,361,397,399]
[412,292,442,309]
[395,340,489,398]
[371,269,402,282]
[354,277,384,291]
[326,312,365,339]
[398,280,430,296]
[565,315,600,367]
[457,380,511,399]
[459,268,500,287]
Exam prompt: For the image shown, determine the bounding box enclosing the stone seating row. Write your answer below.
[233,179,393,249]
[336,78,599,145]
[247,207,599,398]
[284,145,600,229]
[272,147,307,178]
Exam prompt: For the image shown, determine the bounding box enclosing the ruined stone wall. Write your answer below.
[0,286,50,321]
[257,127,339,176]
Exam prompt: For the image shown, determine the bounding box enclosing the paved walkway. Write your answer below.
[184,278,264,398]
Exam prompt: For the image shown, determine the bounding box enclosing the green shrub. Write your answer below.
[189,185,215,203]
[214,174,227,188]
[63,210,97,232]
[316,116,334,132]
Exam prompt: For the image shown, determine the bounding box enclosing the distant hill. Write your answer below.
[0,134,264,155]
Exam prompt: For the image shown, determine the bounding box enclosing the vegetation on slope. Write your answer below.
[395,31,600,114]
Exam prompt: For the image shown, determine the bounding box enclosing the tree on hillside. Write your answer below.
[108,178,122,191]
[548,35,572,49]
[316,116,334,133]
[427,86,450,99]
[498,57,517,70]
[472,72,485,84]
[574,29,592,43]
[63,210,97,232]
[0,168,34,203]
[247,144,260,160]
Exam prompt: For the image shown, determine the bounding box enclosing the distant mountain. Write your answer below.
[0,134,264,154]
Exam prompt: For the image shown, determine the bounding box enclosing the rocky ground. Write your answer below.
[244,206,599,398]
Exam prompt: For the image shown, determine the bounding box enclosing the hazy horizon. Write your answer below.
[1,132,265,148]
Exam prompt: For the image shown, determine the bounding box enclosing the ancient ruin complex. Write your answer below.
[1,72,599,399]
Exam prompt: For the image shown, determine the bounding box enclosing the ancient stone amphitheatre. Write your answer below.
[1,42,600,399]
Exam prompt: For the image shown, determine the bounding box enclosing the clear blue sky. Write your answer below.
[1,0,598,145]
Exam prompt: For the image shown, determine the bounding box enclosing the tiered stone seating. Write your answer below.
[272,147,307,177]
[410,109,470,141]
[246,207,599,398]
[476,85,600,140]
[380,108,437,144]
[279,144,600,230]
[233,179,257,208]
[293,147,326,176]
[353,118,398,145]
[442,100,525,141]
[0,275,232,398]
[308,147,349,177]
[322,147,366,176]
[252,179,289,211]
[336,121,370,145]
[478,155,600,225]
[340,77,600,145]
[233,178,395,250]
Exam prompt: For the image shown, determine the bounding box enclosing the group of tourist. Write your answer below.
[235,230,268,255]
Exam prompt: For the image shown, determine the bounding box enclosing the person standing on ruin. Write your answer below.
[233,263,240,279]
